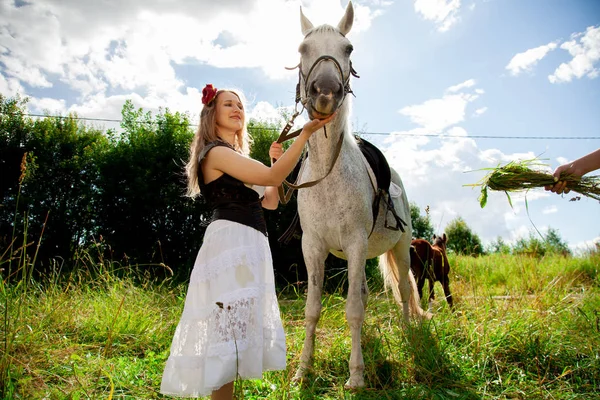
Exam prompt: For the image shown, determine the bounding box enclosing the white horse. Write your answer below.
[291,1,431,389]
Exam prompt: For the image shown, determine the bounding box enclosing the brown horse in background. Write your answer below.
[410,234,453,309]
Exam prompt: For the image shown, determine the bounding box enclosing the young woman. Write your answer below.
[160,84,333,399]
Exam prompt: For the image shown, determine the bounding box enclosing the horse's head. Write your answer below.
[298,2,356,120]
[432,233,448,250]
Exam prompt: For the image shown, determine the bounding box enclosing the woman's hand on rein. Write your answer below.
[269,142,283,164]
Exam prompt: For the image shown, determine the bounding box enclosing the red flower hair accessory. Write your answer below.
[202,84,218,105]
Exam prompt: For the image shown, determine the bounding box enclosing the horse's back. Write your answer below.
[411,239,433,258]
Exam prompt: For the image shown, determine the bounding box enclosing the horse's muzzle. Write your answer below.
[307,94,340,120]
[308,105,334,120]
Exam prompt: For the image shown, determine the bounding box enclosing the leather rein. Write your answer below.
[274,54,360,204]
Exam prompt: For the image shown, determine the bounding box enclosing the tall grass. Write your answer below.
[1,254,180,399]
[0,152,177,398]
[1,249,599,399]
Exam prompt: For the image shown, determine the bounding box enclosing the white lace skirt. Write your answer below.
[160,220,286,398]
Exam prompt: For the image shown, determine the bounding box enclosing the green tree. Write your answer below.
[0,94,109,271]
[444,217,483,255]
[93,100,209,277]
[512,228,571,257]
[512,233,545,257]
[248,120,287,165]
[544,227,571,256]
[488,236,511,254]
[410,202,434,240]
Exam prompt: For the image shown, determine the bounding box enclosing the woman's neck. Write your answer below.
[216,129,236,147]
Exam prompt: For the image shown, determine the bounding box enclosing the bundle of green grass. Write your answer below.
[469,159,600,208]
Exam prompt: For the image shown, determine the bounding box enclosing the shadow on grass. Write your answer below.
[283,318,480,399]
[401,319,479,399]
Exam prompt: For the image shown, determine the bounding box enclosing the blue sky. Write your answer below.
[1,0,599,252]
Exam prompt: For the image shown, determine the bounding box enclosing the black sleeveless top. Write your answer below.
[198,141,267,236]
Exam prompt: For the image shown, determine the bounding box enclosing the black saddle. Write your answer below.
[355,136,407,235]
[355,136,391,194]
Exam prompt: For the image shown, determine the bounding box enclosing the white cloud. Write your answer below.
[504,190,551,207]
[399,95,470,132]
[0,55,53,88]
[478,149,537,164]
[414,0,462,32]
[548,25,600,83]
[249,101,289,126]
[28,97,67,115]
[0,73,24,97]
[447,79,475,92]
[542,205,558,214]
[505,42,558,76]
[398,80,481,132]
[0,0,387,105]
[507,224,533,243]
[505,25,600,83]
[474,106,487,116]
[445,126,468,137]
[571,236,600,255]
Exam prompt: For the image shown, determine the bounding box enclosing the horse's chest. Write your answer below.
[297,161,372,229]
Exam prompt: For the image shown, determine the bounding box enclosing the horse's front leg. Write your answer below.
[442,276,454,308]
[416,272,425,303]
[292,234,328,383]
[427,276,435,311]
[344,237,368,389]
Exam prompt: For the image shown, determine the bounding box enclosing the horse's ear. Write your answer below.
[443,233,447,242]
[337,1,354,36]
[433,234,437,240]
[300,6,314,36]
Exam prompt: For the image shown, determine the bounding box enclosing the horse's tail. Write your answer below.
[380,248,431,320]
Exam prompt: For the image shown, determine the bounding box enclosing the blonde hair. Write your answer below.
[186,89,250,197]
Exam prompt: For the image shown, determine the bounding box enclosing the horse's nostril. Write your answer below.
[310,81,319,96]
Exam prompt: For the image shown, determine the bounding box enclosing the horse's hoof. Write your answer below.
[292,368,307,384]
[344,376,365,389]
[424,310,433,320]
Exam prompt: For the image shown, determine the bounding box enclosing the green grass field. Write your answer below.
[2,252,599,399]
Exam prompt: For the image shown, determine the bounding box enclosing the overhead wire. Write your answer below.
[2,112,599,140]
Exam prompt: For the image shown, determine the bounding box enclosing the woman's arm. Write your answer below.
[261,186,280,210]
[204,115,334,187]
[261,142,283,210]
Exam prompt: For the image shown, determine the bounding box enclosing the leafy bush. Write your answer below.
[444,217,483,256]
[512,227,571,257]
[410,202,434,240]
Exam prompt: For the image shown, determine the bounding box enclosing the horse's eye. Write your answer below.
[346,45,354,55]
[299,43,307,54]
